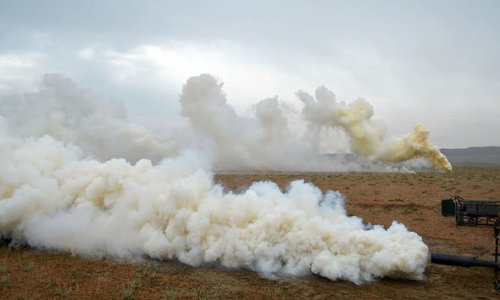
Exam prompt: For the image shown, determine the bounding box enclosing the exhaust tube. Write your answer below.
[431,252,498,269]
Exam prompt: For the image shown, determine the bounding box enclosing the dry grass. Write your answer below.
[1,166,499,299]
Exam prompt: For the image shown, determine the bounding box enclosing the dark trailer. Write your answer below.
[441,196,500,226]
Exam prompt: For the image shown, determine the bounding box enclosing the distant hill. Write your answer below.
[440,146,500,166]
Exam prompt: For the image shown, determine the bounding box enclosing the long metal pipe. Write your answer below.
[431,252,499,269]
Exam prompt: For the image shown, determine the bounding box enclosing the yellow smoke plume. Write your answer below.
[298,87,452,172]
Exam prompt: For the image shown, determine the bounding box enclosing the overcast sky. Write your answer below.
[1,0,499,148]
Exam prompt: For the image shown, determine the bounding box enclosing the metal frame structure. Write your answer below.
[451,196,500,226]
[431,222,500,289]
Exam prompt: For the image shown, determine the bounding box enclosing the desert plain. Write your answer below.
[1,166,499,299]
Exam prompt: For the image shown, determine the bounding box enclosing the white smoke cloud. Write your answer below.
[0,73,177,162]
[178,74,449,172]
[0,73,450,172]
[0,121,428,283]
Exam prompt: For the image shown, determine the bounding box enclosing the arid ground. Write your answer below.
[1,166,500,299]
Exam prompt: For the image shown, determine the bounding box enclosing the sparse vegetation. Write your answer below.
[163,285,179,299]
[389,198,404,202]
[122,267,144,300]
[0,274,12,288]
[472,245,489,256]
[55,286,73,299]
[0,166,499,298]
[21,261,34,272]
[404,204,421,213]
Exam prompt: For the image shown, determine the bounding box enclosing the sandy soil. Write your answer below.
[1,166,500,299]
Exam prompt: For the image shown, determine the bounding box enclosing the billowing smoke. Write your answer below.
[0,74,177,162]
[0,119,428,283]
[178,74,450,172]
[178,74,320,171]
[0,73,451,172]
[297,87,452,171]
[0,73,444,283]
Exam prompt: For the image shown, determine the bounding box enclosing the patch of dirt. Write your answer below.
[1,166,500,299]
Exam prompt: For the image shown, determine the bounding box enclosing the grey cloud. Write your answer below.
[1,0,499,147]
